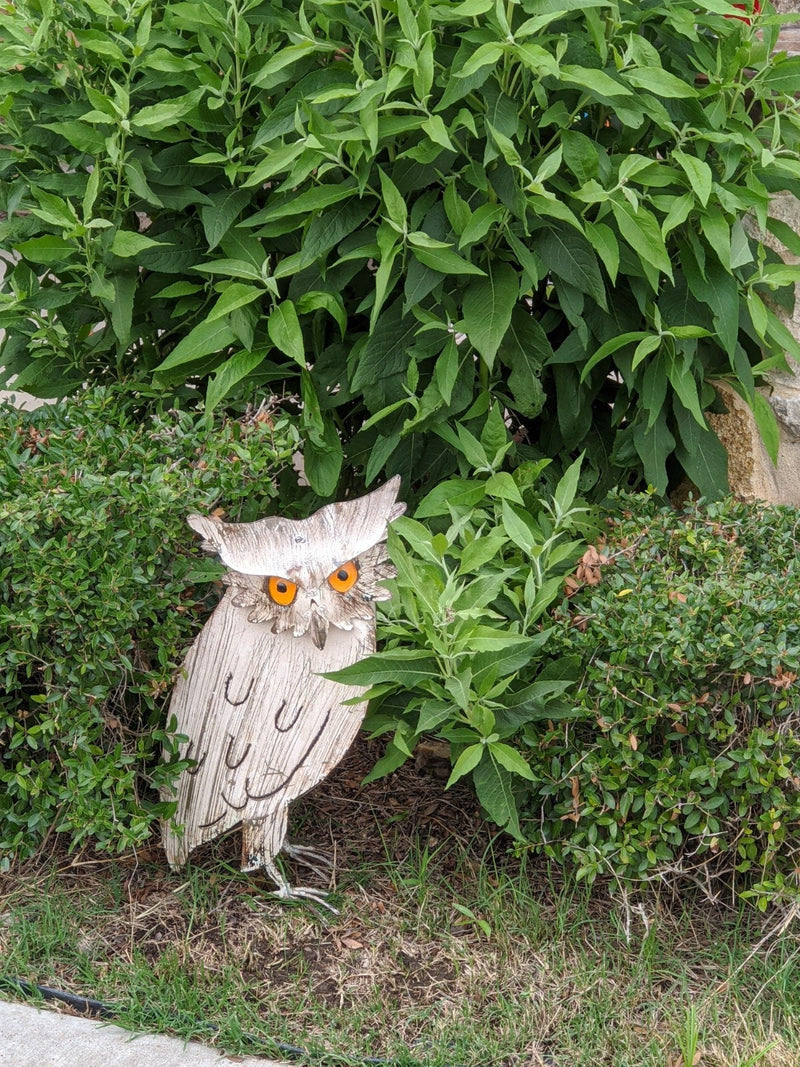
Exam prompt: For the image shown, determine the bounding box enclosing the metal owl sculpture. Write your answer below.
[162,477,405,907]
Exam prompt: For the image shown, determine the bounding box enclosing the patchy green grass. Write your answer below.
[1,743,798,1067]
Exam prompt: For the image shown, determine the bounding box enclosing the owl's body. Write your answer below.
[162,478,404,903]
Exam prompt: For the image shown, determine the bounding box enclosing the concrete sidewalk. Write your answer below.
[0,999,292,1067]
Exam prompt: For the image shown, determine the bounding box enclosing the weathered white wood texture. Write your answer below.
[162,478,404,893]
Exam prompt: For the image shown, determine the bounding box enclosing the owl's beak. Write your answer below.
[309,609,328,650]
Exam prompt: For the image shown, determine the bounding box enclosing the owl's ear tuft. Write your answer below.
[187,513,225,555]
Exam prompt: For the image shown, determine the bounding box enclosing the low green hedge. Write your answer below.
[3,389,797,911]
[530,494,800,909]
[0,388,299,866]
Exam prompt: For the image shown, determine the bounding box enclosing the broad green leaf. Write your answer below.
[454,572,510,613]
[409,242,485,275]
[560,64,632,99]
[325,652,439,687]
[193,258,263,281]
[513,41,560,78]
[672,150,713,208]
[472,756,523,839]
[760,56,800,95]
[751,390,780,466]
[207,283,262,322]
[444,182,472,235]
[42,121,106,154]
[110,230,169,257]
[489,742,535,781]
[484,471,524,504]
[506,230,543,289]
[538,226,607,310]
[631,334,661,371]
[250,42,318,89]
[611,199,673,280]
[455,423,491,468]
[155,318,236,372]
[446,744,484,787]
[746,289,768,339]
[371,231,402,330]
[701,212,731,272]
[584,221,619,284]
[553,453,583,516]
[431,0,492,19]
[666,355,705,427]
[673,400,728,499]
[366,434,400,484]
[123,157,162,208]
[457,527,510,574]
[304,416,343,496]
[433,337,460,405]
[110,271,135,346]
[415,478,486,518]
[352,302,418,389]
[623,67,698,99]
[76,29,126,63]
[378,167,407,228]
[30,188,77,228]
[455,42,505,78]
[200,189,251,250]
[462,262,519,369]
[361,741,412,785]
[15,236,76,264]
[581,331,648,382]
[661,193,694,239]
[243,141,308,187]
[458,204,505,249]
[245,183,357,226]
[267,301,305,367]
[153,281,203,298]
[421,114,455,151]
[300,199,372,267]
[561,129,600,185]
[501,500,538,554]
[633,409,675,492]
[130,89,205,132]
[497,306,550,417]
[766,216,800,260]
[295,290,347,337]
[206,349,266,415]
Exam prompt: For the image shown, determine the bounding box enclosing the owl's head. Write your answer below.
[187,477,405,649]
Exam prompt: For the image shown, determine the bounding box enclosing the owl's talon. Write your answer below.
[283,841,334,873]
[271,884,339,914]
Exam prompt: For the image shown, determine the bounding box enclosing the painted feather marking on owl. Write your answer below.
[162,477,404,900]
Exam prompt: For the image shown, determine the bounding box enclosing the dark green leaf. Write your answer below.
[538,226,607,310]
[673,400,728,499]
[462,262,519,369]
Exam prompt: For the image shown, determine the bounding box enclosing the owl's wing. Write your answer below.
[162,593,372,868]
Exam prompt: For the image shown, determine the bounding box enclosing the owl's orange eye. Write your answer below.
[267,576,298,606]
[327,560,358,594]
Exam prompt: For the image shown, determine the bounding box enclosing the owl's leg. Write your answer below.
[243,812,338,913]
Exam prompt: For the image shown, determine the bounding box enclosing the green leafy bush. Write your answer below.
[2,0,800,497]
[330,439,593,838]
[0,388,299,866]
[526,494,800,909]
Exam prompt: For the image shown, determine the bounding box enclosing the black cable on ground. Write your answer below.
[0,975,493,1067]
